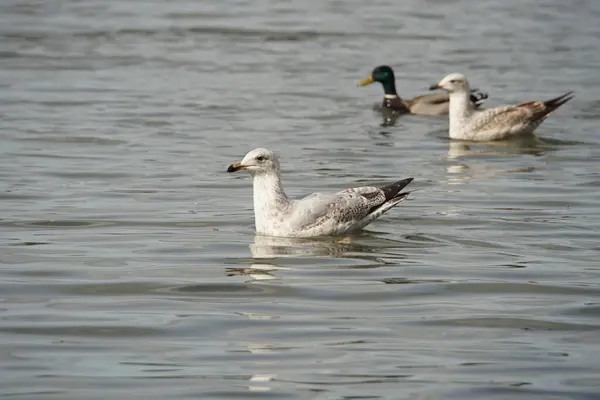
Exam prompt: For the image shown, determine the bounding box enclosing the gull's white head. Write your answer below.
[430,73,470,93]
[227,148,280,176]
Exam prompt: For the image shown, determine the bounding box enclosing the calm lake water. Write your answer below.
[1,0,600,399]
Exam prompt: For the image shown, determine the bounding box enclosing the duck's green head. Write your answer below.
[359,65,396,95]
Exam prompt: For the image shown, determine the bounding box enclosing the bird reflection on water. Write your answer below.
[226,234,387,281]
[444,136,562,184]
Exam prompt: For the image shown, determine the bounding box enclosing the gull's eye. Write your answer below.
[449,79,457,84]
[256,156,266,162]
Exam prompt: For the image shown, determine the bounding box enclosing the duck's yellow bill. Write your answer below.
[359,76,374,87]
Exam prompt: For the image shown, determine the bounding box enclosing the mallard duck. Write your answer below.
[359,65,488,116]
[430,73,573,141]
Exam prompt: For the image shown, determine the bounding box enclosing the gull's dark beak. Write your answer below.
[429,83,440,91]
[359,75,375,87]
[227,162,246,173]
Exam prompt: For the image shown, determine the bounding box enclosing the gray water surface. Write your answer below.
[2,0,600,399]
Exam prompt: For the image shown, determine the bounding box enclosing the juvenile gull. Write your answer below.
[227,148,413,238]
[359,65,488,116]
[430,73,573,141]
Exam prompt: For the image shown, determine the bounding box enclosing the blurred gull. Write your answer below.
[227,148,413,238]
[430,73,573,141]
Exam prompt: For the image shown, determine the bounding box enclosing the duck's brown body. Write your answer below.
[382,93,459,116]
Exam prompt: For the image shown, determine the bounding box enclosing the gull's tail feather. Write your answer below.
[355,178,414,228]
[543,91,574,113]
[379,177,414,202]
[365,178,413,217]
[526,91,574,123]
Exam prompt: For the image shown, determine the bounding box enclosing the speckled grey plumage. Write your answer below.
[433,73,573,141]
[228,148,413,238]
